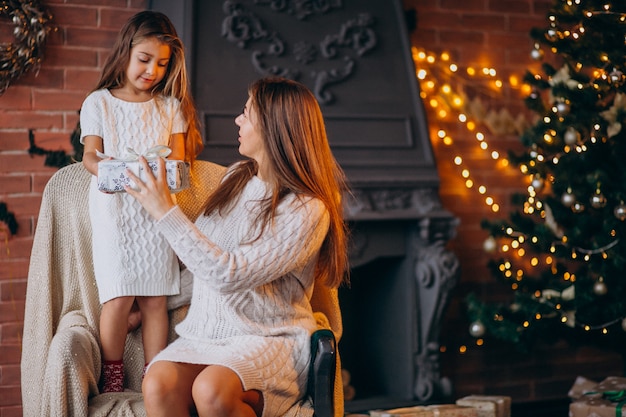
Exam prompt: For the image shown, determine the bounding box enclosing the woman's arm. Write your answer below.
[126,157,329,293]
[157,195,329,293]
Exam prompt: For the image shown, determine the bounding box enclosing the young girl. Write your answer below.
[80,10,202,393]
[126,77,349,417]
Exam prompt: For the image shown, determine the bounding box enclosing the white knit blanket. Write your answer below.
[21,160,344,417]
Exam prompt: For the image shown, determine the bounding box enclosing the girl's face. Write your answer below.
[125,37,171,94]
[235,97,268,171]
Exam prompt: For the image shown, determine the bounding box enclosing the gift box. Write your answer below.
[569,376,626,417]
[425,404,478,417]
[455,395,511,417]
[369,405,432,417]
[97,158,190,193]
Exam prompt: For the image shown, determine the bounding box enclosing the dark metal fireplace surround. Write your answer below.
[151,0,460,412]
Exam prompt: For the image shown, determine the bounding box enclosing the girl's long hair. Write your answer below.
[93,11,202,162]
[204,77,349,288]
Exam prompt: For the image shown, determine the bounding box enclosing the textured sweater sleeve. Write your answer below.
[156,197,329,293]
[79,92,103,142]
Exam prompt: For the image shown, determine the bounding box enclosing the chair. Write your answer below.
[21,160,343,417]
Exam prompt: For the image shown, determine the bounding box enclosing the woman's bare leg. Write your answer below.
[192,365,263,417]
[143,361,204,417]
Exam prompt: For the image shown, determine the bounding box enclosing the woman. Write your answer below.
[125,77,349,417]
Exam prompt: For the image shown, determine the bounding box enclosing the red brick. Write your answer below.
[0,175,31,194]
[0,153,60,174]
[0,364,21,386]
[66,27,119,48]
[0,238,33,261]
[43,46,99,68]
[0,131,29,152]
[0,385,21,406]
[0,405,22,417]
[33,90,86,111]
[0,281,27,303]
[0,260,28,282]
[47,5,98,27]
[0,112,63,130]
[13,68,65,90]
[100,8,143,29]
[30,131,75,153]
[65,68,101,92]
[0,88,31,111]
[0,323,23,345]
[487,0,531,14]
[32,173,55,193]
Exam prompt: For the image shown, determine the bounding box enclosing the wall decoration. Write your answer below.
[0,0,54,95]
[221,0,377,104]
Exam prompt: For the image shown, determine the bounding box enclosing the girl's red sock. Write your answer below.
[101,360,124,393]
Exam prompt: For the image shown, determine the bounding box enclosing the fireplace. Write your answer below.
[151,0,461,411]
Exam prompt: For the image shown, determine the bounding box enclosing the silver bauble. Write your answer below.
[483,236,497,253]
[614,203,626,221]
[572,202,585,213]
[590,192,607,209]
[593,280,607,296]
[561,191,576,207]
[469,321,486,337]
[564,128,580,146]
[556,101,570,114]
[531,48,544,60]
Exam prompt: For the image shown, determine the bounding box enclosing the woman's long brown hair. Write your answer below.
[92,11,203,162]
[203,77,349,288]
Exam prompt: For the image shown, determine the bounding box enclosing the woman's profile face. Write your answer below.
[235,97,268,168]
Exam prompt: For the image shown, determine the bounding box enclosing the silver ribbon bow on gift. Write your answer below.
[96,145,172,161]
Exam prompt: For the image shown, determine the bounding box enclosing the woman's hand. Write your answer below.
[124,156,175,220]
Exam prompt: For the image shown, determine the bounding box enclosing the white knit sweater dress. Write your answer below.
[151,173,330,417]
[80,89,185,303]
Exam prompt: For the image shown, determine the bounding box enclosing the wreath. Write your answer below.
[0,0,54,95]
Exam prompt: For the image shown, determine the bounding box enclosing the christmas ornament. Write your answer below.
[0,0,54,95]
[572,202,585,213]
[530,46,544,60]
[590,189,607,209]
[614,203,626,220]
[469,321,486,337]
[609,68,624,84]
[483,236,497,253]
[563,128,580,146]
[531,175,543,190]
[622,317,626,332]
[561,188,575,207]
[556,101,570,115]
[593,279,607,295]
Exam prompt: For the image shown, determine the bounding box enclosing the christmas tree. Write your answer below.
[468,0,626,352]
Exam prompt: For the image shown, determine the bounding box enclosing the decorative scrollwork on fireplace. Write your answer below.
[220,0,377,104]
[411,218,460,401]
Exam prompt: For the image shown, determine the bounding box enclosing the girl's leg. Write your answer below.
[136,295,168,363]
[192,365,263,417]
[143,361,205,417]
[100,295,135,392]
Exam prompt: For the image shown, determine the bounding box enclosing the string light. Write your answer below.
[411,46,524,213]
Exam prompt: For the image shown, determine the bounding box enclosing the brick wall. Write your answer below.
[0,1,147,416]
[0,0,620,416]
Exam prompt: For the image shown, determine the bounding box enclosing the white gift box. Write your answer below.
[97,158,190,193]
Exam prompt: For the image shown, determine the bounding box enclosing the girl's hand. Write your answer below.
[124,156,175,220]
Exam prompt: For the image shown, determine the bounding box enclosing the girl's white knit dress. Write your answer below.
[151,173,330,417]
[80,89,185,303]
